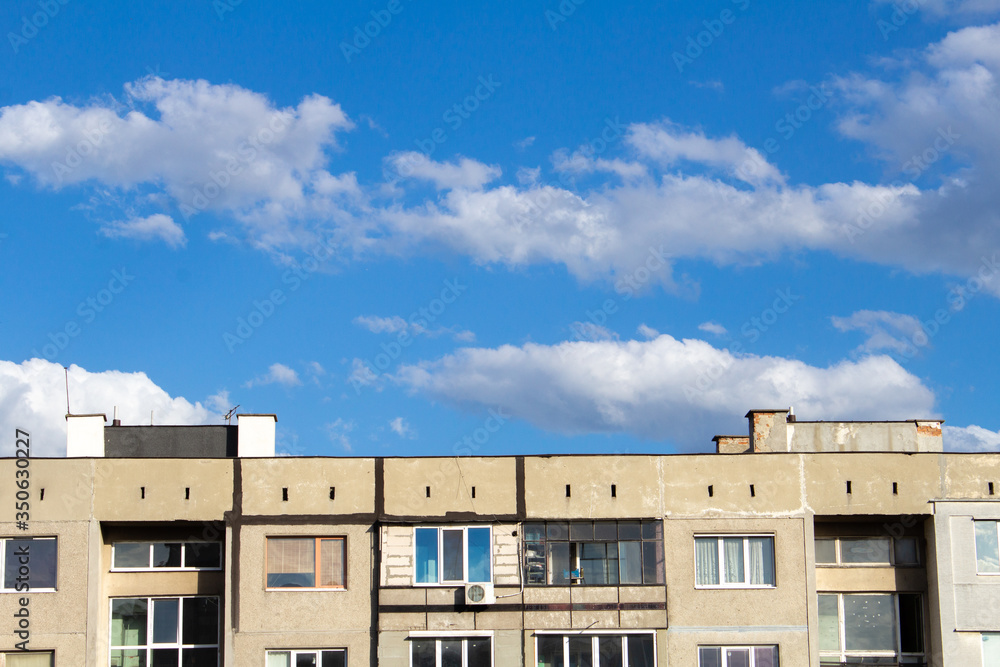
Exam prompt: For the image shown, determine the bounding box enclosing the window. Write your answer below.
[984,633,1000,667]
[266,649,346,666]
[975,521,1000,574]
[411,637,491,667]
[415,527,491,585]
[0,653,54,666]
[112,541,222,571]
[535,634,655,667]
[818,593,924,664]
[695,535,774,588]
[266,537,345,589]
[109,596,219,666]
[523,521,664,586]
[698,646,778,667]
[815,536,919,566]
[1,537,56,592]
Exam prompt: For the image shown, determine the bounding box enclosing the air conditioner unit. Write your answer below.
[464,583,495,606]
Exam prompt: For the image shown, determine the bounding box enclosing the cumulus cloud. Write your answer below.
[244,363,302,388]
[353,315,474,342]
[944,424,1000,451]
[393,334,937,450]
[831,310,926,356]
[387,152,501,190]
[0,358,220,456]
[99,214,186,247]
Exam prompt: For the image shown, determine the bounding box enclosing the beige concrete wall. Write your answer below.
[241,458,375,516]
[382,457,516,518]
[523,456,661,519]
[93,459,233,522]
[232,522,373,667]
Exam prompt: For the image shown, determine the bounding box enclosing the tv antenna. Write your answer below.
[224,405,241,424]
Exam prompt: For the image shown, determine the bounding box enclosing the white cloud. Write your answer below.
[353,314,473,342]
[873,0,1000,16]
[244,363,301,388]
[99,214,186,247]
[638,324,660,339]
[831,310,926,356]
[394,334,937,450]
[698,321,727,336]
[206,390,232,414]
[944,424,1000,451]
[387,152,501,190]
[325,417,356,452]
[515,136,536,150]
[0,358,220,456]
[389,417,416,439]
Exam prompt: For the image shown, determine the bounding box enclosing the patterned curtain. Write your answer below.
[695,538,719,585]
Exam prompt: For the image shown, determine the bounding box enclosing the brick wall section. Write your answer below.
[493,525,521,586]
[381,525,414,587]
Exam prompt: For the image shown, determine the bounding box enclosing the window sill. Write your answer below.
[110,567,222,573]
[0,588,56,593]
[413,582,492,587]
[265,587,347,592]
[694,584,776,590]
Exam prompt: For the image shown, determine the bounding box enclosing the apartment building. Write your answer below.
[0,408,998,666]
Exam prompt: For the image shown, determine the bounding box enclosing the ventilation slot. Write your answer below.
[990,482,995,496]
[611,484,617,498]
[471,486,476,499]
[140,487,145,499]
[846,481,852,495]
[892,482,898,495]
[185,487,190,500]
[565,484,571,498]
[425,486,431,498]
[330,487,336,500]
[749,484,755,497]
[282,488,288,502]
[708,485,714,498]
[39,488,44,501]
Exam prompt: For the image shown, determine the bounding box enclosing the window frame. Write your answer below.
[110,541,223,572]
[265,536,347,591]
[0,536,57,593]
[818,592,925,664]
[532,631,657,667]
[264,648,347,666]
[694,534,776,589]
[413,526,492,586]
[522,520,664,587]
[697,645,779,667]
[108,595,220,667]
[408,632,494,667]
[814,536,920,567]
[975,520,1000,575]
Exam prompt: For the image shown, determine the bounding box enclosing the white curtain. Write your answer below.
[695,538,719,585]
[266,652,291,667]
[748,537,774,585]
[723,538,744,584]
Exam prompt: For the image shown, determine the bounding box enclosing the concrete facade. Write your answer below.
[0,410,995,666]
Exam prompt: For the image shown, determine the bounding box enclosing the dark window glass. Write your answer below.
[618,522,641,540]
[114,543,151,569]
[468,638,491,667]
[151,598,178,643]
[4,538,56,589]
[899,594,924,653]
[598,636,623,667]
[547,522,569,541]
[754,646,778,667]
[537,636,563,667]
[548,542,571,585]
[571,522,594,541]
[725,648,750,667]
[321,651,346,667]
[181,647,217,666]
[698,647,722,667]
[151,649,178,667]
[412,640,435,667]
[595,521,618,541]
[442,530,464,581]
[627,635,655,667]
[441,639,462,667]
[295,653,317,667]
[642,541,664,584]
[181,597,219,646]
[523,523,546,542]
[619,542,642,585]
[641,520,662,540]
[185,543,221,569]
[153,543,182,568]
[568,636,592,667]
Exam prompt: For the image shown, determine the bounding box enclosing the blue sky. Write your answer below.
[2,0,1000,456]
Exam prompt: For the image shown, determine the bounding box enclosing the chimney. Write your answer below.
[236,414,277,457]
[112,405,121,426]
[745,409,791,452]
[66,413,107,457]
